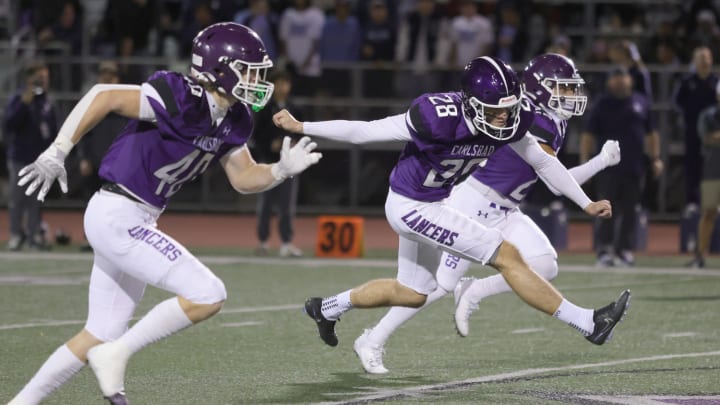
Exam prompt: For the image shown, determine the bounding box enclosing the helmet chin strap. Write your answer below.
[460,104,480,135]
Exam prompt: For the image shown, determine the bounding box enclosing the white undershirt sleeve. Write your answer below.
[53,84,142,156]
[542,154,607,195]
[509,134,592,209]
[139,82,161,122]
[302,114,411,144]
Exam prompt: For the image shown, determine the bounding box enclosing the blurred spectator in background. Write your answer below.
[279,0,325,96]
[319,0,361,96]
[687,80,720,268]
[493,4,527,63]
[688,9,720,61]
[36,0,83,56]
[395,0,444,97]
[101,0,157,82]
[581,66,663,267]
[608,39,653,100]
[250,71,303,257]
[673,46,718,208]
[179,0,215,59]
[447,0,493,69]
[154,0,184,59]
[2,60,57,251]
[234,0,279,61]
[361,0,396,99]
[74,61,126,200]
[35,0,84,91]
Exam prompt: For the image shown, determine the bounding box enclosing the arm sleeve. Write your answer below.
[303,114,412,144]
[509,135,592,209]
[542,154,606,195]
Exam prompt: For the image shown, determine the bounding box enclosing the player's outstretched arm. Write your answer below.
[221,136,321,194]
[544,140,620,195]
[510,135,612,218]
[18,84,142,201]
[272,109,411,144]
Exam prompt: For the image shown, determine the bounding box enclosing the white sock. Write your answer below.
[321,290,353,321]
[368,287,449,346]
[116,297,193,354]
[12,345,84,405]
[553,299,595,336]
[465,274,513,304]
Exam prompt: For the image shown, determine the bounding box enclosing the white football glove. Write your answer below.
[599,140,621,167]
[271,136,322,180]
[17,145,68,202]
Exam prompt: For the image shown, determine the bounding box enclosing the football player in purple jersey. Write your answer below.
[8,23,321,405]
[273,56,630,365]
[340,54,626,374]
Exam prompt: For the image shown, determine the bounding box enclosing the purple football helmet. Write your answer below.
[461,56,523,141]
[190,22,274,109]
[522,53,587,120]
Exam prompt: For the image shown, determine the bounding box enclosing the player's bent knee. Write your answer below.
[493,241,525,272]
[393,281,428,307]
[185,274,227,305]
[525,254,558,281]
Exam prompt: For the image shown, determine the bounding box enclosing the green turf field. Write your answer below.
[1,251,718,404]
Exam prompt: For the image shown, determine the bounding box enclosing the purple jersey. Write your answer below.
[389,92,533,202]
[471,99,567,203]
[99,71,254,208]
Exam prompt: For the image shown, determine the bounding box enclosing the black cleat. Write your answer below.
[105,392,129,405]
[686,256,705,268]
[304,297,338,347]
[586,290,631,345]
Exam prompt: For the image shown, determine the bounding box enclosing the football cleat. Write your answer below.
[596,253,615,268]
[586,290,631,345]
[353,329,388,374]
[304,297,338,347]
[87,341,132,401]
[105,392,129,405]
[686,256,705,268]
[453,277,480,337]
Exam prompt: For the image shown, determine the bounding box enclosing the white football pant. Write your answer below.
[82,190,226,342]
[384,188,505,295]
[435,176,558,291]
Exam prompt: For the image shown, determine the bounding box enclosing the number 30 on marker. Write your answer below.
[315,216,364,258]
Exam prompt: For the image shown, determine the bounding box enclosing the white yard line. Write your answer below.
[0,303,300,331]
[0,252,717,275]
[662,332,698,338]
[579,395,720,404]
[511,328,545,334]
[0,320,86,330]
[315,351,720,405]
[220,321,263,327]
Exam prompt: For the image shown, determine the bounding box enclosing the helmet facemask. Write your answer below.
[542,77,587,120]
[223,56,274,110]
[465,94,522,141]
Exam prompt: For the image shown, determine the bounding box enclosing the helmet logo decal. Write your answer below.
[192,54,203,67]
[480,56,509,93]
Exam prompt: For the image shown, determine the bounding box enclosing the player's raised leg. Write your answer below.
[305,235,436,347]
[83,191,226,401]
[451,210,559,336]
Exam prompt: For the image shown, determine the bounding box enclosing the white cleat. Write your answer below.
[87,341,132,399]
[353,329,389,374]
[453,277,480,337]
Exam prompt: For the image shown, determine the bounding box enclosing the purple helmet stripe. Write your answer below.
[480,56,509,94]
